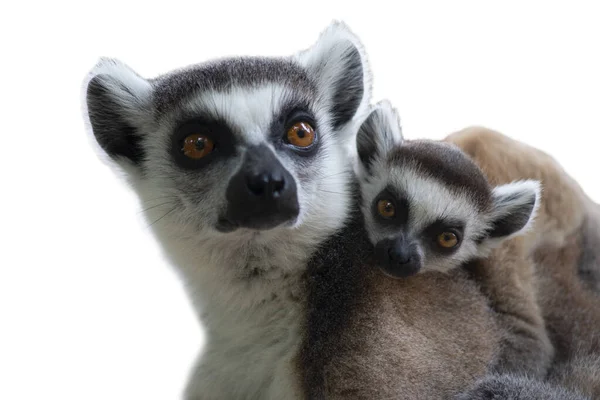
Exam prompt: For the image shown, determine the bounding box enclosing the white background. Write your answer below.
[1,1,599,399]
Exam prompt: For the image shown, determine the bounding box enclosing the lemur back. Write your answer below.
[448,126,600,399]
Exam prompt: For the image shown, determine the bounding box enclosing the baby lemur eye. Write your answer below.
[182,134,215,160]
[437,232,459,248]
[377,199,396,218]
[286,121,316,148]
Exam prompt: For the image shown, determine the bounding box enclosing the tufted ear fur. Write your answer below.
[486,180,541,240]
[84,58,153,164]
[355,100,404,176]
[295,21,371,132]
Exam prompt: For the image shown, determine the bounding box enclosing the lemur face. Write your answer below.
[84,23,370,244]
[355,102,541,278]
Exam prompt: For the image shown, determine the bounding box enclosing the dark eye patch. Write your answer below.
[422,218,465,254]
[170,117,238,170]
[371,186,409,226]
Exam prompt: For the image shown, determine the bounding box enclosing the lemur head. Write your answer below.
[83,22,371,259]
[355,102,541,278]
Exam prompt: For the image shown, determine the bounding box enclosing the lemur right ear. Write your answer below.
[487,180,541,240]
[356,100,404,175]
[84,58,153,164]
[295,21,371,133]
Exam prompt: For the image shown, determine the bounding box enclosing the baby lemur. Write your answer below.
[299,102,564,399]
[354,101,554,378]
[356,102,540,278]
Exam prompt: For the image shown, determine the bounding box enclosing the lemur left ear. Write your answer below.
[487,180,541,239]
[295,21,371,132]
[84,58,153,166]
[355,100,404,175]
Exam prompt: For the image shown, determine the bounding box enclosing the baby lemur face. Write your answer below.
[355,102,541,278]
[84,23,370,252]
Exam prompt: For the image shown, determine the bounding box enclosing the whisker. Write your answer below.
[140,195,179,205]
[146,207,178,229]
[316,170,352,181]
[319,190,347,195]
[138,201,175,214]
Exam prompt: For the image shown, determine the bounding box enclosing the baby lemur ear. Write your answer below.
[84,58,153,165]
[295,21,371,131]
[355,100,404,175]
[487,180,541,239]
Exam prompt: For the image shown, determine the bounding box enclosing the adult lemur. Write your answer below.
[84,22,373,399]
[84,21,600,399]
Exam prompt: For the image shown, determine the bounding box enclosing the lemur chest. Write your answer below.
[194,261,307,399]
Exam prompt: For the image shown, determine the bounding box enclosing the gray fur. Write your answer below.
[578,208,600,293]
[151,57,316,116]
[457,374,589,400]
[550,354,600,399]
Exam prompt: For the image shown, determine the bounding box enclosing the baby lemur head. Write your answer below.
[355,101,541,278]
[83,22,371,270]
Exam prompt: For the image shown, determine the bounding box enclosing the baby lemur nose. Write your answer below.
[221,145,299,232]
[375,237,422,279]
[388,247,412,264]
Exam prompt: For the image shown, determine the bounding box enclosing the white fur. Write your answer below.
[483,180,542,249]
[181,85,302,145]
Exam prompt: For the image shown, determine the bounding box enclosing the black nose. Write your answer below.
[388,246,412,265]
[375,236,421,278]
[221,145,299,232]
[246,171,286,198]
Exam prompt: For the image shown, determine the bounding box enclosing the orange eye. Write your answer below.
[287,121,316,148]
[437,232,459,248]
[182,134,214,159]
[377,199,395,218]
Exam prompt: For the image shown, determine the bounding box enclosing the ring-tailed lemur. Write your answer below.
[83,22,372,399]
[354,101,554,377]
[355,101,541,279]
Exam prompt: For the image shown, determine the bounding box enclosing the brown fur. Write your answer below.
[447,127,600,396]
[300,215,500,399]
[445,126,587,247]
[327,270,498,399]
[463,240,553,378]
